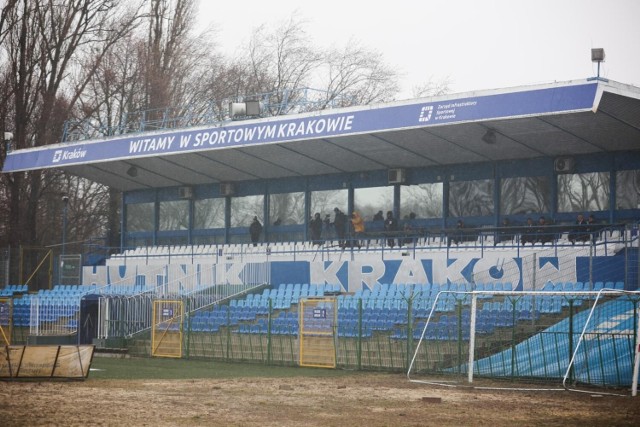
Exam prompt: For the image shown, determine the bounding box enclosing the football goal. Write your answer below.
[407,287,640,396]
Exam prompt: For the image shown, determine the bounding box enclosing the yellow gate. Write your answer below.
[299,297,337,368]
[151,300,183,358]
[0,298,12,346]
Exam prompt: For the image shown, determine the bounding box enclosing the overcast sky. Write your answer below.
[199,0,640,99]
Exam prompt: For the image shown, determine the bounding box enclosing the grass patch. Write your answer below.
[89,356,370,380]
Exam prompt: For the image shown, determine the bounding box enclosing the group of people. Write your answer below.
[309,208,403,248]
[567,213,597,244]
[323,208,365,248]
[518,214,598,246]
[448,213,600,247]
[519,216,555,246]
[250,211,600,248]
[251,208,364,248]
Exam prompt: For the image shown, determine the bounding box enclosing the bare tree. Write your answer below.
[412,76,452,98]
[76,0,223,248]
[319,40,400,107]
[0,0,144,251]
[237,15,322,114]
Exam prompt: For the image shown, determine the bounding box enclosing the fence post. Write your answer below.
[357,298,362,371]
[184,298,190,359]
[406,296,413,370]
[267,298,272,365]
[568,299,575,383]
[456,300,463,374]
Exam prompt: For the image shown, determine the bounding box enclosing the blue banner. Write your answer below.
[2,82,598,173]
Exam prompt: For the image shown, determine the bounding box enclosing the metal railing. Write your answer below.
[61,87,357,143]
[97,261,270,339]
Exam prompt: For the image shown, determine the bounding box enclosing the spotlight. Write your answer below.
[126,165,138,177]
[588,48,608,82]
[591,48,605,62]
[481,129,496,144]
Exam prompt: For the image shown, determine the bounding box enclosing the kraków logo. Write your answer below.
[52,148,87,163]
[418,105,433,122]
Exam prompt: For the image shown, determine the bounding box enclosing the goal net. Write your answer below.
[407,288,640,396]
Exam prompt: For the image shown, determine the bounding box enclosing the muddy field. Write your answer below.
[2,373,640,426]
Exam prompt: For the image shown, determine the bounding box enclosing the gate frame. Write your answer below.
[151,299,184,358]
[299,297,337,368]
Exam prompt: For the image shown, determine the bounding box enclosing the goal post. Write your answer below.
[408,289,640,395]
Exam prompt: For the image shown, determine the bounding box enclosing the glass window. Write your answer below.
[156,235,188,246]
[230,195,264,227]
[557,172,610,212]
[269,192,305,226]
[616,170,640,209]
[126,202,154,232]
[400,183,443,219]
[159,200,189,231]
[449,179,494,217]
[354,186,393,221]
[310,189,347,218]
[194,198,225,229]
[500,176,551,215]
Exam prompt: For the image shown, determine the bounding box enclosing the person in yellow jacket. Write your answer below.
[350,211,365,248]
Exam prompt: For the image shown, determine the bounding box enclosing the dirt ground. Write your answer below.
[1,373,639,426]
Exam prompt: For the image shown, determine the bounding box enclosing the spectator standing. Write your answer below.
[309,213,323,245]
[323,214,332,240]
[384,210,398,247]
[449,219,465,247]
[351,211,365,248]
[333,208,347,248]
[373,210,384,221]
[249,216,262,246]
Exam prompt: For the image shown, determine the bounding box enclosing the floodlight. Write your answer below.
[229,102,246,118]
[591,48,605,62]
[588,48,608,82]
[245,100,261,116]
[230,101,261,119]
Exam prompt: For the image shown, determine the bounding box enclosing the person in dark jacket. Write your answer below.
[536,216,554,245]
[332,208,347,247]
[309,212,323,245]
[384,210,398,247]
[249,216,262,246]
[568,213,589,244]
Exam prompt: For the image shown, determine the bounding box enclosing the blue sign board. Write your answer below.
[2,82,598,173]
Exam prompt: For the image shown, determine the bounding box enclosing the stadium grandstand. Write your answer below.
[2,78,640,392]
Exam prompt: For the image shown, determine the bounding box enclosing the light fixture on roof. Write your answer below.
[588,48,608,82]
[481,128,496,145]
[229,100,261,120]
[126,165,138,177]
